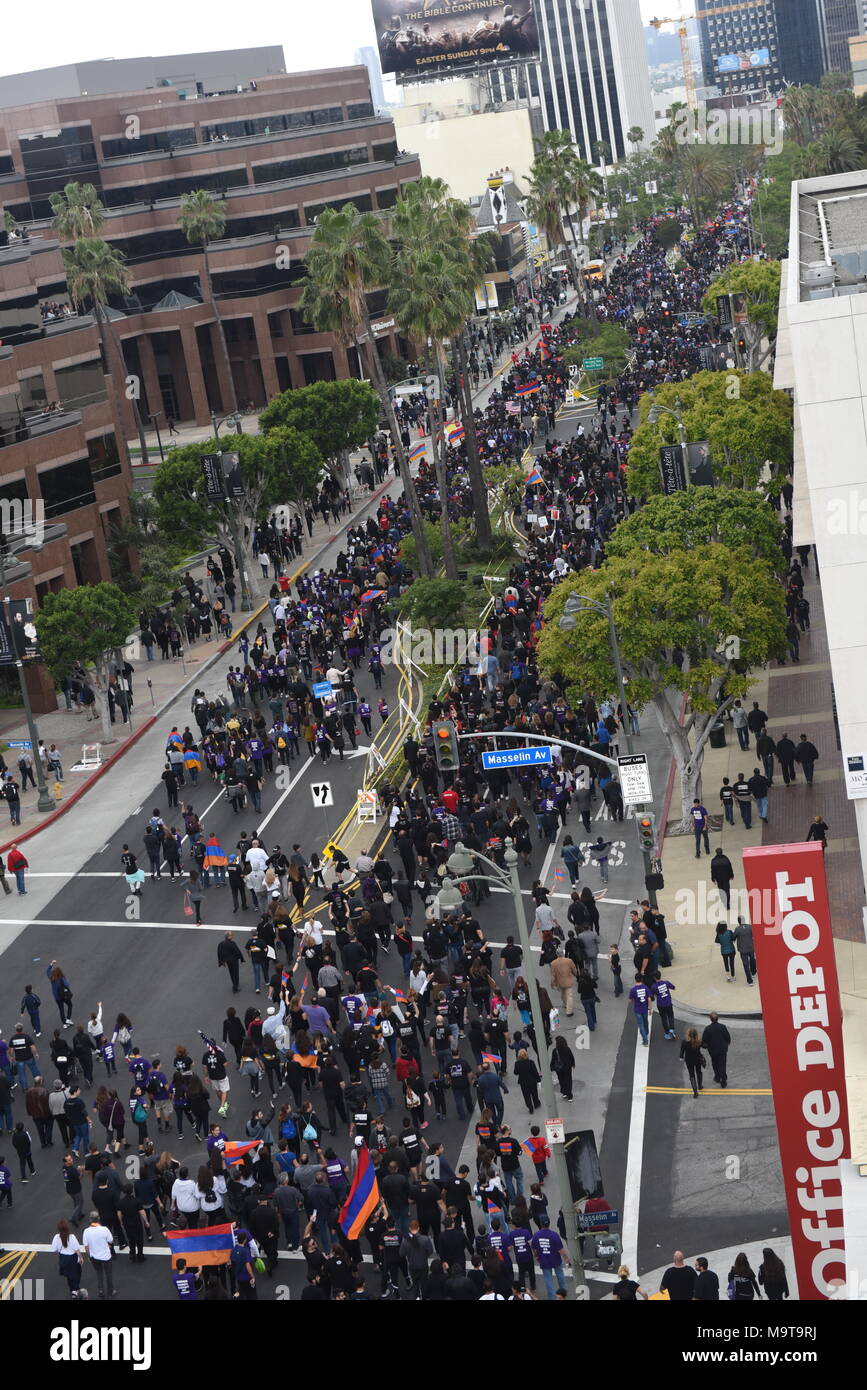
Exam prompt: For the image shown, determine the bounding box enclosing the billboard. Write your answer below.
[372,0,540,77]
[741,842,849,1299]
[716,48,770,73]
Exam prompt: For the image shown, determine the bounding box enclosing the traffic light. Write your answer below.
[432,720,460,774]
[637,813,657,854]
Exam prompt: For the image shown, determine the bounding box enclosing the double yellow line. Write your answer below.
[0,1249,36,1299]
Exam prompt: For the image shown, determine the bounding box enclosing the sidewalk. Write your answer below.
[656,553,867,1025]
[0,479,392,849]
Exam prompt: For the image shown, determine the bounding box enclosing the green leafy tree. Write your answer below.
[626,371,792,499]
[627,126,645,154]
[105,493,187,615]
[702,260,782,371]
[654,216,682,251]
[562,323,631,384]
[299,203,433,576]
[536,550,786,832]
[259,378,380,488]
[37,583,139,743]
[152,430,321,576]
[399,577,465,627]
[606,488,785,574]
[178,189,236,414]
[676,143,729,228]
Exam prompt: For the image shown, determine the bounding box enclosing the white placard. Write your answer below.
[310,782,333,807]
[617,753,653,806]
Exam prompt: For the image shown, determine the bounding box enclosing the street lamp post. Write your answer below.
[0,543,56,813]
[560,592,658,908]
[439,839,585,1291]
[210,410,252,611]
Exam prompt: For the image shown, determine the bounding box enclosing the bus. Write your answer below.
[581,259,606,285]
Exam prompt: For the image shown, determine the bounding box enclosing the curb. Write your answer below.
[0,713,158,856]
[0,476,397,857]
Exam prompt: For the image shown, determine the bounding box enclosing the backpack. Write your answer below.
[133,1100,147,1125]
[280,1115,297,1140]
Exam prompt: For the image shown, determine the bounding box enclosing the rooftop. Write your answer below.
[795,170,867,303]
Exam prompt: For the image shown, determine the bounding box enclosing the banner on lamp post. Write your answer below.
[741,841,849,1300]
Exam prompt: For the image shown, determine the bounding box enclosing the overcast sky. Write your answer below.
[0,0,676,79]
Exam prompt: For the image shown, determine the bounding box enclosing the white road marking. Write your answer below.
[254,755,320,836]
[620,1026,651,1275]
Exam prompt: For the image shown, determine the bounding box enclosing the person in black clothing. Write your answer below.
[757,1247,789,1301]
[693,1256,719,1301]
[775,733,797,785]
[659,1251,697,1300]
[728,1251,761,1300]
[217,932,244,992]
[794,734,819,785]
[118,1182,147,1261]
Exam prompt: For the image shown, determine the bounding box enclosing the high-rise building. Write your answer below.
[355,46,388,112]
[698,0,824,94]
[820,0,863,71]
[0,49,420,702]
[492,0,655,163]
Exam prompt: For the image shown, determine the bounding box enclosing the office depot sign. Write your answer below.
[743,843,849,1299]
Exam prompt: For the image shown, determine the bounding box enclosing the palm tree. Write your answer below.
[812,129,864,175]
[676,143,728,229]
[63,238,136,475]
[627,126,645,155]
[593,139,611,208]
[529,131,586,277]
[51,181,150,467]
[49,182,104,239]
[178,189,237,415]
[391,178,494,551]
[390,245,464,580]
[300,204,433,576]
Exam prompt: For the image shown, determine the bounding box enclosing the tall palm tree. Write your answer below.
[52,181,148,468]
[49,182,104,240]
[676,143,728,228]
[390,245,465,580]
[812,129,864,175]
[178,189,237,415]
[627,126,645,155]
[300,204,433,576]
[63,238,136,473]
[391,178,494,550]
[530,131,585,276]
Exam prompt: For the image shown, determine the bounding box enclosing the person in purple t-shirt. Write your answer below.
[530,1225,570,1300]
[629,974,651,1046]
[302,993,334,1036]
[650,978,676,1040]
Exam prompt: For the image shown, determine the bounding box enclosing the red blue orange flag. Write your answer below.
[165,1222,235,1268]
[223,1140,259,1167]
[481,1052,501,1066]
[339,1144,381,1240]
[516,381,541,396]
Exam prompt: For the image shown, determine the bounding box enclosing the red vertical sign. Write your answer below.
[742,843,849,1299]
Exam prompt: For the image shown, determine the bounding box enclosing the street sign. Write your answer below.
[481,746,553,770]
[578,1209,620,1230]
[618,753,653,805]
[546,1118,565,1145]
[582,356,604,370]
[310,782,333,808]
[201,453,226,501]
[5,740,31,750]
[312,680,333,700]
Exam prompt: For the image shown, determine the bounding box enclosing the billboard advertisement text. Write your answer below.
[372,0,539,76]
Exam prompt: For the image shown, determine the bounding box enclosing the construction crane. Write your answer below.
[650,9,699,111]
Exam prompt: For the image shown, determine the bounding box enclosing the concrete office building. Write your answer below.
[820,0,863,71]
[489,0,655,163]
[0,49,420,436]
[354,46,388,113]
[775,170,867,1252]
[698,0,824,94]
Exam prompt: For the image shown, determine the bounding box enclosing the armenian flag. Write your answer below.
[203,838,228,870]
[525,467,543,486]
[521,1139,536,1158]
[165,1222,235,1268]
[183,748,202,773]
[390,987,407,1003]
[371,546,384,563]
[408,441,427,462]
[445,421,465,445]
[166,731,184,750]
[359,588,387,605]
[222,1140,259,1168]
[516,381,541,397]
[539,340,552,362]
[481,1051,501,1067]
[339,1145,381,1240]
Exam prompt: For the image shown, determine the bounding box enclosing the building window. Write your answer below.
[53,359,106,411]
[39,458,97,519]
[87,431,122,483]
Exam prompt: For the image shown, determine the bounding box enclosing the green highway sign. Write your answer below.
[582,356,604,370]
